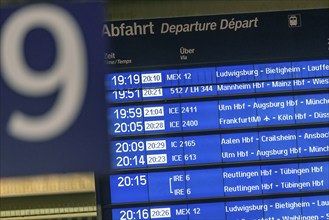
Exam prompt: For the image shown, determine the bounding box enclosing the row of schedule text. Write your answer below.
[109,93,329,136]
[110,127,329,169]
[106,59,329,90]
[107,77,329,102]
[111,195,329,220]
[110,161,329,203]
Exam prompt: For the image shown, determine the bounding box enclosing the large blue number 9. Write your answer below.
[0,4,87,142]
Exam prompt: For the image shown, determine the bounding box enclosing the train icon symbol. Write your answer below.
[288,14,301,27]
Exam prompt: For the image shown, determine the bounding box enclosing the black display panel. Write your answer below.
[101,8,329,220]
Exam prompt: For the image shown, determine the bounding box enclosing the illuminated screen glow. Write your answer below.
[102,9,329,220]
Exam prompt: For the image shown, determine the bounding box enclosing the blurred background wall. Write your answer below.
[106,0,329,20]
[0,0,328,219]
[1,0,329,20]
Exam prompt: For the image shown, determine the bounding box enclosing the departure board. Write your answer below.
[101,9,329,220]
